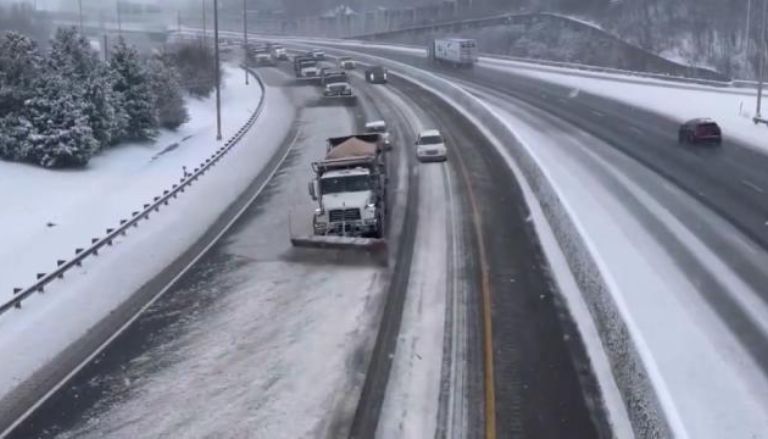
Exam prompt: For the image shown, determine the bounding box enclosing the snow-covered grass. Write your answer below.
[0,65,260,301]
[483,61,768,154]
[0,67,294,432]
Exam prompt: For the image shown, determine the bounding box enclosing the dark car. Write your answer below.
[678,118,722,145]
[365,66,388,84]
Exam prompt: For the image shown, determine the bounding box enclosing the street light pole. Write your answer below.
[244,0,249,85]
[78,0,84,34]
[116,0,123,36]
[747,0,753,60]
[214,0,222,141]
[756,0,768,122]
[202,0,207,46]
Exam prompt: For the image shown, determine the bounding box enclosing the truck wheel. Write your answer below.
[373,214,384,239]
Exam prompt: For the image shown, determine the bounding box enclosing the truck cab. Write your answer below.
[322,71,352,96]
[294,56,320,78]
[308,135,387,238]
[311,167,382,237]
[271,45,288,60]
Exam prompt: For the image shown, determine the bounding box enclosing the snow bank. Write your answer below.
[0,68,295,433]
[0,65,260,301]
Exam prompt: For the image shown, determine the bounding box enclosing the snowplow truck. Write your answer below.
[293,54,320,80]
[321,71,357,105]
[291,134,388,250]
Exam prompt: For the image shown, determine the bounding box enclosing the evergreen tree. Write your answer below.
[110,38,157,140]
[171,42,218,98]
[48,28,127,148]
[0,32,43,161]
[148,54,189,130]
[21,69,99,168]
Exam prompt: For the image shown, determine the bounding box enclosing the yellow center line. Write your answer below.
[453,152,497,439]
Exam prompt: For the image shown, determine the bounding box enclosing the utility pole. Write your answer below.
[78,0,84,34]
[103,34,109,62]
[244,0,249,85]
[756,0,768,122]
[116,0,123,36]
[747,0,754,59]
[214,0,223,141]
[202,0,207,46]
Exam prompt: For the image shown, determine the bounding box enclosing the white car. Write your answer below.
[365,120,391,148]
[415,129,447,162]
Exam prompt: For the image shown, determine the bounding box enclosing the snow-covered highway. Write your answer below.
[290,39,768,438]
[4,44,607,439]
[7,31,768,439]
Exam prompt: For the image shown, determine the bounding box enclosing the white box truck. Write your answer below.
[428,38,478,68]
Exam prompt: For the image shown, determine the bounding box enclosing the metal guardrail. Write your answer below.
[480,54,739,88]
[269,35,750,90]
[0,68,266,318]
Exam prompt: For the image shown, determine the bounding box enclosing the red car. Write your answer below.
[678,118,722,145]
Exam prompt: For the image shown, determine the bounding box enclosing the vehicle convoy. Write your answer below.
[679,118,722,145]
[291,134,388,250]
[365,65,388,84]
[428,37,478,68]
[293,54,321,80]
[415,129,448,162]
[338,56,356,69]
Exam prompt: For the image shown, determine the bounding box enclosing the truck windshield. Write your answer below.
[321,175,372,194]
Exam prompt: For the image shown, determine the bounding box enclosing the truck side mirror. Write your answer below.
[308,181,317,200]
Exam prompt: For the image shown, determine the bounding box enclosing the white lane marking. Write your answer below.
[741,179,765,194]
[590,109,605,118]
[629,126,643,135]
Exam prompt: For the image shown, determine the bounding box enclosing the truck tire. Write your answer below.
[373,213,384,239]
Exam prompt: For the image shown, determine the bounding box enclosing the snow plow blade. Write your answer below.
[291,235,387,251]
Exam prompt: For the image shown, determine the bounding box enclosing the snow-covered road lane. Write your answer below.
[471,84,768,438]
[7,70,389,439]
